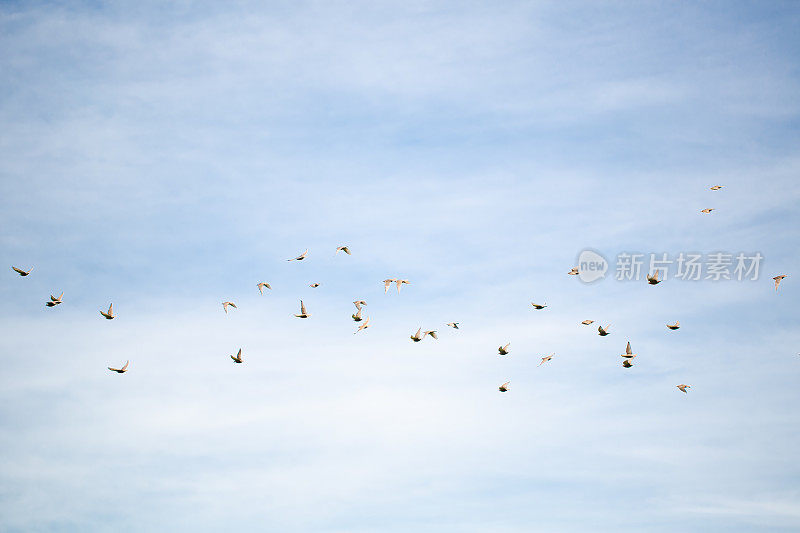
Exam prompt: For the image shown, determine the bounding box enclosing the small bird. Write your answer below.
[355,317,370,334]
[222,301,237,314]
[353,300,367,310]
[352,307,364,322]
[621,341,636,359]
[498,343,511,355]
[336,246,351,255]
[108,360,129,373]
[531,302,547,310]
[424,330,438,340]
[773,275,787,291]
[677,384,691,393]
[231,349,243,363]
[701,208,714,214]
[568,267,579,275]
[11,266,33,276]
[667,321,680,330]
[100,303,115,320]
[295,300,310,318]
[647,271,662,285]
[498,381,510,392]
[288,249,308,261]
[383,279,397,293]
[709,186,724,190]
[395,279,410,293]
[598,324,611,336]
[539,353,554,366]
[446,322,459,329]
[622,359,633,368]
[410,328,424,342]
[581,320,594,325]
[309,283,320,288]
[257,282,271,294]
[46,292,64,307]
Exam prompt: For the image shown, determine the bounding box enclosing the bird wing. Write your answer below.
[300,300,307,314]
[626,342,632,355]
[107,303,113,315]
[12,266,24,274]
[121,361,129,371]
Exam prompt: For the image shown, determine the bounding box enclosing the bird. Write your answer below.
[677,384,691,393]
[336,246,351,255]
[352,307,364,322]
[568,267,579,275]
[309,283,320,288]
[621,341,636,359]
[353,300,367,310]
[710,185,724,190]
[446,322,459,329]
[222,301,237,314]
[667,321,680,330]
[773,275,787,291]
[288,249,308,261]
[46,292,63,307]
[531,302,547,310]
[11,266,33,276]
[539,353,554,366]
[108,360,129,373]
[257,282,271,294]
[355,317,370,334]
[100,303,115,320]
[383,279,397,293]
[498,381,510,392]
[581,320,594,325]
[424,330,438,340]
[647,271,662,285]
[498,343,511,355]
[295,300,310,318]
[231,349,243,363]
[598,324,611,336]
[701,208,714,214]
[622,359,633,368]
[410,328,424,342]
[395,279,410,293]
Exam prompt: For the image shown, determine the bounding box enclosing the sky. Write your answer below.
[1,1,799,531]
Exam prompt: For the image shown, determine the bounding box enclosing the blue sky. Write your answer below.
[1,1,799,531]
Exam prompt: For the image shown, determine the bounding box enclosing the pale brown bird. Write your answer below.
[11,266,33,276]
[383,279,397,293]
[598,324,610,336]
[222,301,237,314]
[231,349,243,363]
[100,303,115,320]
[498,381,510,392]
[581,320,594,325]
[353,300,367,310]
[410,328,424,342]
[309,283,321,288]
[46,292,63,307]
[701,208,714,214]
[355,317,370,334]
[647,271,662,285]
[336,246,351,255]
[539,353,554,366]
[667,321,680,330]
[498,343,511,355]
[423,330,438,340]
[568,267,579,275]
[531,302,547,310]
[257,282,271,294]
[446,322,459,329]
[108,360,129,373]
[352,307,364,322]
[621,341,636,359]
[677,384,690,393]
[395,279,410,293]
[288,249,308,261]
[773,275,787,291]
[622,359,633,368]
[709,186,724,190]
[294,300,310,318]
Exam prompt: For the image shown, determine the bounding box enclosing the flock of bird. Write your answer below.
[9,185,790,393]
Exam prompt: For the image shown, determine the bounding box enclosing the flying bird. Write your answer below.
[395,279,410,293]
[581,320,594,325]
[667,321,680,330]
[539,353,554,366]
[498,343,511,355]
[647,271,662,285]
[336,246,351,255]
[701,208,714,214]
[355,317,370,334]
[383,279,397,293]
[353,300,367,310]
[677,384,691,393]
[11,266,33,276]
[46,292,63,307]
[424,330,438,340]
[446,322,459,329]
[621,341,636,359]
[222,301,237,314]
[531,302,547,310]
[295,300,310,318]
[622,359,633,368]
[108,360,129,373]
[309,283,320,288]
[568,267,579,275]
[773,275,787,291]
[257,282,271,294]
[231,349,243,363]
[288,249,308,261]
[498,381,510,392]
[100,303,115,320]
[352,307,364,322]
[410,328,424,342]
[598,324,611,336]
[710,185,724,190]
